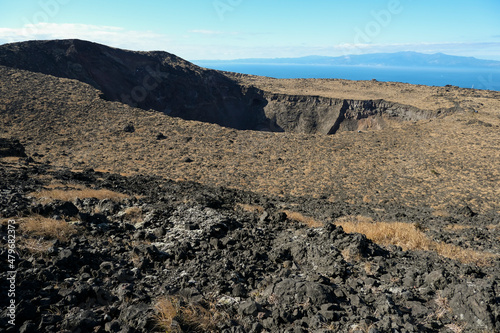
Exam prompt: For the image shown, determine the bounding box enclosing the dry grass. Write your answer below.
[283,210,324,228]
[434,293,452,320]
[336,216,497,266]
[431,209,451,218]
[155,297,180,332]
[235,203,265,214]
[0,156,22,163]
[19,215,77,242]
[444,224,474,231]
[122,206,143,224]
[154,296,225,333]
[19,237,53,254]
[30,184,129,203]
[445,323,466,333]
[16,215,78,255]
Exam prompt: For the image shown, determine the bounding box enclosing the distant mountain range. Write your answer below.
[194,52,500,68]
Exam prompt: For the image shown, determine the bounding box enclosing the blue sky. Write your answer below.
[0,0,499,60]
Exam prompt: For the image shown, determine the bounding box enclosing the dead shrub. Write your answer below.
[154,296,226,333]
[19,237,53,254]
[155,297,181,332]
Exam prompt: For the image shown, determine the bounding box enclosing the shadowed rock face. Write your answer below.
[0,138,27,157]
[0,39,449,134]
[260,94,446,134]
[0,39,263,130]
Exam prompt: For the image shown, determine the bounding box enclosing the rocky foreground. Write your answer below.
[1,140,499,333]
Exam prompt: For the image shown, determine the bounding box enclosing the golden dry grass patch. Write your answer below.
[283,210,324,228]
[431,209,451,218]
[18,215,77,242]
[335,216,497,266]
[0,156,22,163]
[486,224,498,231]
[155,297,179,332]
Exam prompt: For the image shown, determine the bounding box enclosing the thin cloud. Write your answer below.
[189,29,224,35]
[0,23,170,51]
[1,24,499,61]
[188,29,240,37]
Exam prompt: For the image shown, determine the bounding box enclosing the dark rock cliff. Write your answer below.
[0,39,449,134]
[258,93,445,134]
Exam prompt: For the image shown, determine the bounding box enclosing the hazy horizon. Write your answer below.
[191,51,500,63]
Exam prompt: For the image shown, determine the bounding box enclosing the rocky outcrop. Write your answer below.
[0,39,453,135]
[259,93,447,134]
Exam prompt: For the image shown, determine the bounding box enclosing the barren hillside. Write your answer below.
[0,40,499,333]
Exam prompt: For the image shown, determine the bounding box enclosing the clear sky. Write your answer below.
[0,0,499,60]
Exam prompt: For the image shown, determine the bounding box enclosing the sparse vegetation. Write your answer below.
[14,215,78,255]
[444,224,474,231]
[19,215,77,242]
[122,206,143,224]
[154,296,226,333]
[283,210,324,228]
[336,216,497,266]
[18,237,53,254]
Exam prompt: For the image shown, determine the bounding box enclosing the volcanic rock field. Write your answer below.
[0,40,499,333]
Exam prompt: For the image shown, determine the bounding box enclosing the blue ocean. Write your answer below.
[193,63,500,91]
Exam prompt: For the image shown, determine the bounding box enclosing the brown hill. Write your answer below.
[0,39,474,134]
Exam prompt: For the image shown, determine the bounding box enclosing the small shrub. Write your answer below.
[155,297,181,332]
[19,237,53,254]
[154,296,225,333]
[434,293,451,320]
